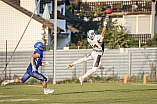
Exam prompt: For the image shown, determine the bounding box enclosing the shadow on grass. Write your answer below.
[74,99,139,104]
[0,87,13,89]
[54,89,157,95]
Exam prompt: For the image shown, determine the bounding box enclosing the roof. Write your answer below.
[42,0,65,5]
[49,19,79,33]
[54,10,84,23]
[1,0,80,33]
[65,11,84,23]
[57,0,65,5]
[67,24,79,33]
[56,11,72,22]
[1,0,63,32]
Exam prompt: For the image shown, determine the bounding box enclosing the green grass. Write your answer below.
[0,82,157,104]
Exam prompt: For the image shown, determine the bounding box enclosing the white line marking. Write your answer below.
[27,85,43,87]
[132,83,157,86]
[0,99,39,102]
[0,95,9,97]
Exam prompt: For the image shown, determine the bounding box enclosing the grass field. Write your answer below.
[0,82,157,104]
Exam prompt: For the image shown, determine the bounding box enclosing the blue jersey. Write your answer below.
[27,50,43,72]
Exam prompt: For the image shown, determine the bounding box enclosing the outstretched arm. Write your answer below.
[101,21,107,38]
[41,62,49,66]
[101,26,106,38]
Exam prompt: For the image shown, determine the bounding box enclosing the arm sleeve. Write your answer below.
[87,38,92,43]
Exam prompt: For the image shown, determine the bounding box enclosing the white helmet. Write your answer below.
[87,30,95,40]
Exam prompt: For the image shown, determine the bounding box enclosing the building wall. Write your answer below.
[52,19,66,32]
[155,16,157,33]
[57,3,65,15]
[20,0,37,14]
[0,1,43,52]
[112,15,151,34]
[51,19,71,49]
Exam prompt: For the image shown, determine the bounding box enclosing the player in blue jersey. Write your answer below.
[1,42,54,94]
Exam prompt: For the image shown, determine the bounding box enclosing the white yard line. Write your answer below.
[0,99,39,102]
[131,83,157,86]
[27,85,43,87]
[0,95,9,97]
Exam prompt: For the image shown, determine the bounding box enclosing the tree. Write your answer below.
[41,20,50,51]
[104,19,138,49]
[92,3,104,17]
[146,33,157,47]
[66,3,138,49]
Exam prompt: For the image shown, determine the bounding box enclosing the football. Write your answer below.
[105,8,113,14]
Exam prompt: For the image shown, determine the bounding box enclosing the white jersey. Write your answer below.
[88,35,104,51]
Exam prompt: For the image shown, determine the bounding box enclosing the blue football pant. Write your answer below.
[21,71,47,83]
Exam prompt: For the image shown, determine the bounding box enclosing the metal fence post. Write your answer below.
[118,45,120,78]
[5,40,7,80]
[83,53,87,74]
[128,52,131,77]
[155,60,157,79]
[77,46,79,77]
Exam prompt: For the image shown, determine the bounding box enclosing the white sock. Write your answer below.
[9,80,14,83]
[82,67,98,79]
[44,88,47,91]
[72,58,86,65]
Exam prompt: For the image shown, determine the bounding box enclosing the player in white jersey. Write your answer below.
[66,21,107,86]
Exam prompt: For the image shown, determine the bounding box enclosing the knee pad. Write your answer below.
[34,75,47,82]
[30,72,47,82]
[40,77,47,82]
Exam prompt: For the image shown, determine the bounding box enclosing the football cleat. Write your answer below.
[66,64,73,69]
[44,89,54,94]
[1,80,10,86]
[79,77,84,86]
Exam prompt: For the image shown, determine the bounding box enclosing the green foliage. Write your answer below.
[70,19,138,49]
[28,78,38,85]
[146,33,157,47]
[103,19,138,49]
[79,6,95,20]
[66,5,74,14]
[92,3,104,17]
[70,38,89,49]
[66,4,138,49]
[62,78,80,84]
[41,20,50,51]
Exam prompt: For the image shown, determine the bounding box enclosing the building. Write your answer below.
[69,0,157,43]
[0,0,84,52]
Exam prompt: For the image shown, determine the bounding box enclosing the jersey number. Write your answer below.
[93,44,99,48]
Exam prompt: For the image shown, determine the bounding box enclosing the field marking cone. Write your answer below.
[143,75,147,84]
[124,74,127,83]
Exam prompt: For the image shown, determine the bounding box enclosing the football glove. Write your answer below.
[46,62,49,65]
[32,65,37,72]
[103,21,107,26]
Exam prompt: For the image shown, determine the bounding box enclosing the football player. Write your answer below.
[1,42,54,94]
[66,21,107,86]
